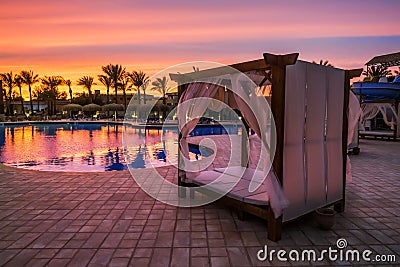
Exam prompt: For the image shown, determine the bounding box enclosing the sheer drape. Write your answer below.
[178,78,225,160]
[177,73,288,218]
[346,91,363,183]
[231,73,288,218]
[361,103,398,130]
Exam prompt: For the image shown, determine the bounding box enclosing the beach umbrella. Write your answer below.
[102,103,125,120]
[102,103,125,112]
[62,103,82,112]
[82,104,102,112]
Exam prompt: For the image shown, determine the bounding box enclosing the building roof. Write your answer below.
[365,52,400,67]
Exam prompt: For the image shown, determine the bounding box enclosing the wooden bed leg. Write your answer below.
[178,169,187,198]
[267,208,282,242]
[334,200,345,213]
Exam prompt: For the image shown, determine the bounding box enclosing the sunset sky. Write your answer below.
[1,0,399,95]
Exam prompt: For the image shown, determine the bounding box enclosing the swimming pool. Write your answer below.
[0,122,238,172]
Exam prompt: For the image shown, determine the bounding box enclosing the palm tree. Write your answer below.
[312,59,333,67]
[77,76,95,104]
[129,70,149,104]
[98,75,112,104]
[14,75,25,114]
[101,64,125,104]
[63,79,73,102]
[363,65,392,78]
[0,72,16,115]
[20,70,39,113]
[0,79,4,115]
[151,77,168,105]
[33,86,44,112]
[41,76,64,115]
[118,74,130,110]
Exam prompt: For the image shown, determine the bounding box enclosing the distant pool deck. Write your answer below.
[0,139,399,266]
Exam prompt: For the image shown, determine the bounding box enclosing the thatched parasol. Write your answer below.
[102,103,125,112]
[62,103,82,111]
[82,104,102,112]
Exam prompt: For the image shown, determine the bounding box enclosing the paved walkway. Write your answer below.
[0,139,399,266]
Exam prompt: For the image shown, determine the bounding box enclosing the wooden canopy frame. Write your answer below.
[365,51,400,68]
[170,52,361,241]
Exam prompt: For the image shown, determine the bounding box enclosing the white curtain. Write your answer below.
[346,91,363,183]
[178,78,226,161]
[361,103,398,130]
[231,73,288,218]
[177,73,288,218]
[348,92,362,145]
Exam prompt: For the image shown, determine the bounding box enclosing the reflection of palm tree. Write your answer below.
[130,145,145,168]
[105,148,113,164]
[98,75,112,104]
[14,75,25,114]
[129,70,149,104]
[115,147,120,163]
[77,76,95,104]
[162,139,167,162]
[63,79,73,102]
[20,70,39,112]
[86,150,95,165]
[151,77,168,104]
[0,125,5,147]
[105,147,126,171]
[101,64,126,104]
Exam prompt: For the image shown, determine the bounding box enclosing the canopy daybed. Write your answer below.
[170,52,361,241]
[353,51,400,140]
[357,100,399,140]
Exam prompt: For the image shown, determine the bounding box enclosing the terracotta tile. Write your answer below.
[89,248,114,265]
[191,257,210,267]
[173,232,190,247]
[170,248,189,267]
[108,257,130,267]
[0,139,399,266]
[149,247,171,267]
[210,257,230,267]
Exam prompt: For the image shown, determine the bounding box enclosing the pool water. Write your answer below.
[0,123,237,172]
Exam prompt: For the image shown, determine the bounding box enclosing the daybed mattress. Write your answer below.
[186,166,269,205]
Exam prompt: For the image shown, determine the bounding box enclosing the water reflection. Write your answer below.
[83,151,95,165]
[0,123,235,172]
[105,147,126,171]
[0,123,180,172]
[0,126,5,149]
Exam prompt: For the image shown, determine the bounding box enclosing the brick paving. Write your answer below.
[0,139,399,266]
